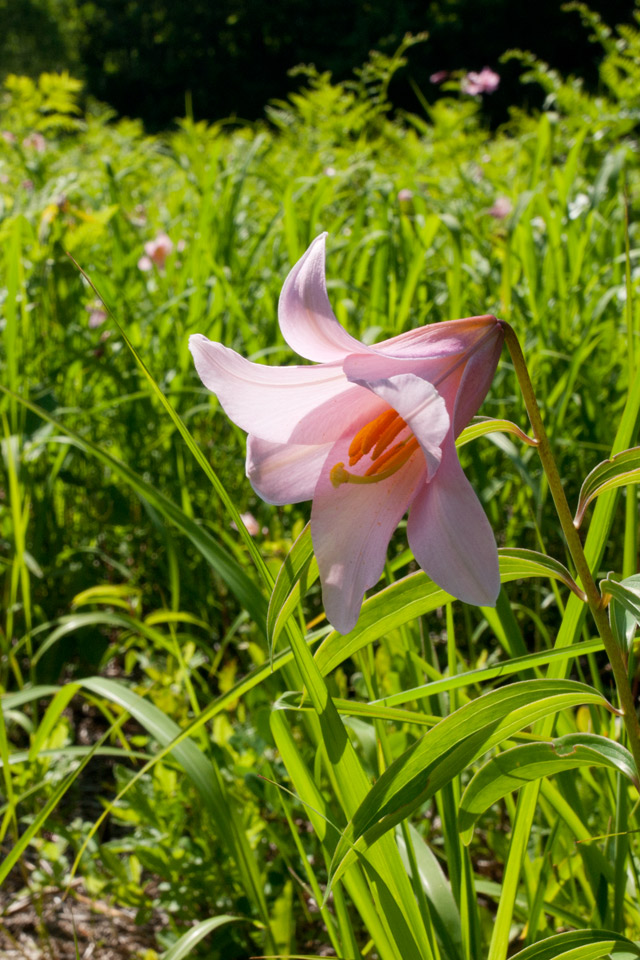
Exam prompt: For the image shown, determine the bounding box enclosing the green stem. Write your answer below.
[502,321,640,782]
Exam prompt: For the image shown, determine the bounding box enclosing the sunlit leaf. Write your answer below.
[456,416,537,449]
[162,916,254,960]
[601,573,640,653]
[267,523,319,659]
[458,734,638,843]
[315,550,586,677]
[575,446,640,527]
[326,680,609,890]
[509,929,640,960]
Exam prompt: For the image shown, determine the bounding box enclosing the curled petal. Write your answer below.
[278,234,369,363]
[407,440,500,606]
[190,334,372,444]
[311,435,427,634]
[247,436,332,505]
[343,369,450,478]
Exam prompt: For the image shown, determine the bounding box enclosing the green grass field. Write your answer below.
[3,14,640,959]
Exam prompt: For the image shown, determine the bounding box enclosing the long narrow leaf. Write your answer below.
[327,680,608,889]
[458,734,638,843]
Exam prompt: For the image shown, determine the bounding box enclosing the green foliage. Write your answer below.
[4,14,640,955]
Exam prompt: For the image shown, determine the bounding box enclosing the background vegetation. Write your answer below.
[0,0,637,127]
[3,3,640,958]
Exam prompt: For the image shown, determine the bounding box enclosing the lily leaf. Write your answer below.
[314,549,586,677]
[601,573,640,653]
[326,680,609,891]
[574,446,640,527]
[497,547,586,601]
[267,523,319,658]
[458,733,638,844]
[457,416,537,449]
[161,916,253,960]
[508,929,640,960]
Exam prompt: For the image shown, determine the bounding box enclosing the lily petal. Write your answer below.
[450,330,505,436]
[278,234,370,363]
[246,436,332,505]
[311,435,427,634]
[407,439,500,606]
[343,370,450,478]
[375,314,501,360]
[189,334,373,444]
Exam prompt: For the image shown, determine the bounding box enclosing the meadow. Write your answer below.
[3,11,640,959]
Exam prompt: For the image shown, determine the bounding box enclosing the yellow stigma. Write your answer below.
[332,409,419,487]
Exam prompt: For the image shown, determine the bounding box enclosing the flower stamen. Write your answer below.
[348,408,398,465]
[332,408,419,487]
[365,437,419,476]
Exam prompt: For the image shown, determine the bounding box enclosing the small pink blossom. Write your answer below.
[1,131,16,145]
[86,304,107,328]
[397,189,414,203]
[139,232,173,272]
[488,197,512,220]
[21,179,34,191]
[190,235,504,633]
[22,132,46,153]
[462,67,500,96]
[230,512,261,536]
[430,71,449,85]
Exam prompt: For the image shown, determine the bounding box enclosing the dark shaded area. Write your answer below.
[1,0,638,127]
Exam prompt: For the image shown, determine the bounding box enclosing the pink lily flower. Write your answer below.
[190,235,504,633]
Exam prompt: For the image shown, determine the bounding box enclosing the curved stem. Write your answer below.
[501,321,640,779]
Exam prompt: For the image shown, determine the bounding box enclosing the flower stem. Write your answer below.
[501,321,640,780]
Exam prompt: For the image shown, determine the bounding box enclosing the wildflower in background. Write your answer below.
[190,235,504,633]
[397,188,415,215]
[86,303,107,328]
[462,68,500,95]
[488,196,512,220]
[430,71,449,85]
[138,232,173,272]
[22,132,46,153]
[1,131,16,145]
[231,512,262,537]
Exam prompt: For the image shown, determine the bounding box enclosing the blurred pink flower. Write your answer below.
[22,132,46,153]
[488,196,512,220]
[190,235,504,633]
[462,68,500,95]
[430,71,449,85]
[86,304,107,328]
[139,232,173,272]
[397,188,414,203]
[1,131,16,145]
[230,512,261,537]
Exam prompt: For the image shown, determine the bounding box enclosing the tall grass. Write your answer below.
[2,14,640,958]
